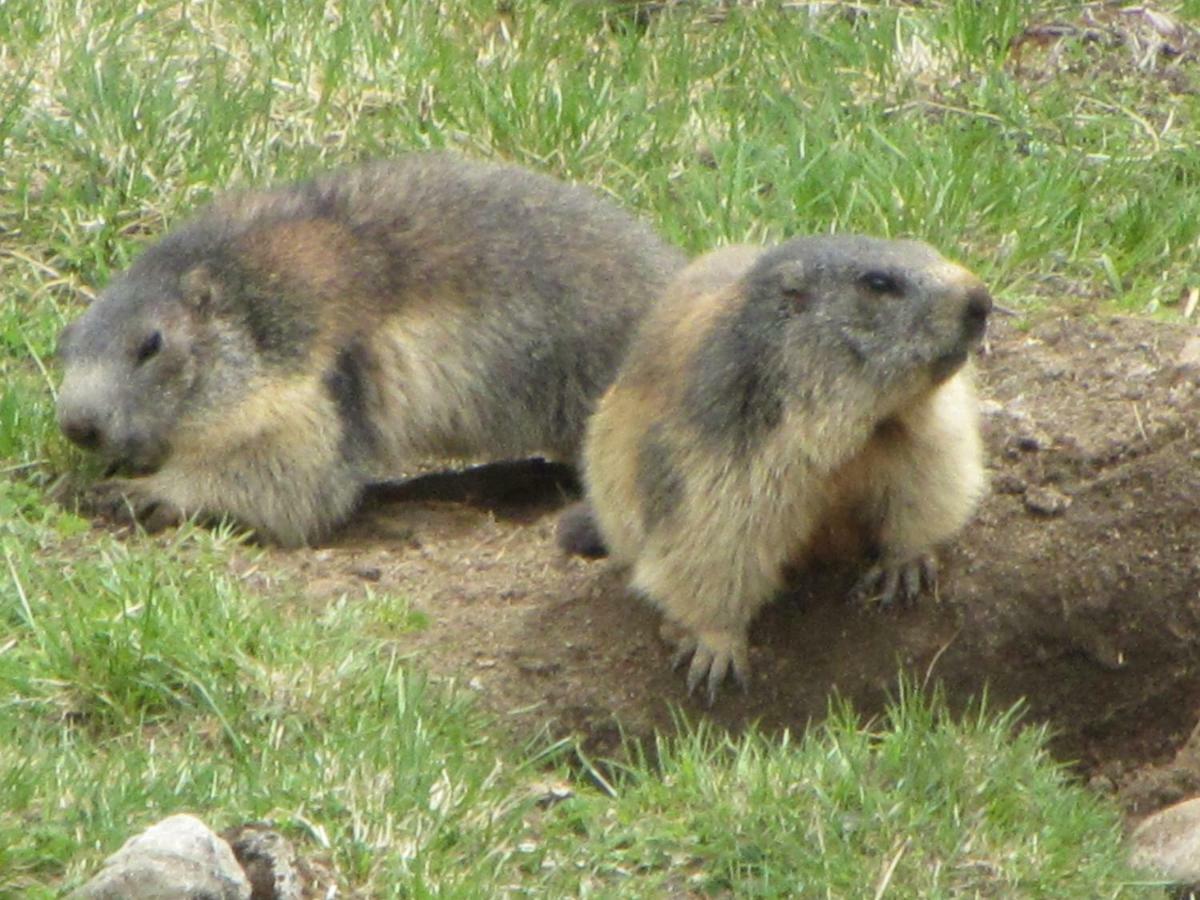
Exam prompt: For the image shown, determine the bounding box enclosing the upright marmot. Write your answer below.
[566,236,991,702]
[55,154,685,546]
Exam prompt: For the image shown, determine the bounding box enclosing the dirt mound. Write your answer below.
[269,313,1200,808]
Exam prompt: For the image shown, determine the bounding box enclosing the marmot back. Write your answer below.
[575,236,991,702]
[56,153,685,546]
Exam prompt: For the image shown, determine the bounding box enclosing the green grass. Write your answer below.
[533,691,1140,896]
[0,499,516,895]
[0,505,1149,895]
[1,0,1193,894]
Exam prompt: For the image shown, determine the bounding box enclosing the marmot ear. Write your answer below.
[774,260,810,309]
[180,264,220,318]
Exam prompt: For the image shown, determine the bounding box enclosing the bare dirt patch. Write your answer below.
[253,314,1200,812]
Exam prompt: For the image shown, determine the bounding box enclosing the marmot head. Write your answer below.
[744,235,991,394]
[55,238,271,475]
[678,236,991,449]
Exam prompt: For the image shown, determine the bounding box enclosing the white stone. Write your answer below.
[68,813,251,900]
[1130,796,1200,885]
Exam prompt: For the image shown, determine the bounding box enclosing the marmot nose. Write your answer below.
[963,285,992,338]
[59,411,104,451]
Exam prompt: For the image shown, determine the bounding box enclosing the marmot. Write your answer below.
[565,236,991,702]
[55,153,685,546]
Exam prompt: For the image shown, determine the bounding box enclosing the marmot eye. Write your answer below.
[135,330,163,365]
[861,271,901,294]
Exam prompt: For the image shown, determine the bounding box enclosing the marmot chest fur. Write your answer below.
[575,236,992,702]
[56,153,685,546]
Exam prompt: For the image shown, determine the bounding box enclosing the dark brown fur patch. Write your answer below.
[323,339,380,464]
[873,417,908,444]
[685,301,785,448]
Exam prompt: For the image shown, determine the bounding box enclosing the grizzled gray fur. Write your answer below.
[56,153,685,546]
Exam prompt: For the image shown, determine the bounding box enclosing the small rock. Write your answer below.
[1176,336,1200,370]
[1015,429,1052,452]
[988,402,1055,453]
[1024,485,1072,517]
[515,657,561,676]
[222,824,303,900]
[351,565,382,582]
[991,472,1027,495]
[1040,361,1068,380]
[1130,796,1200,885]
[68,813,250,900]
